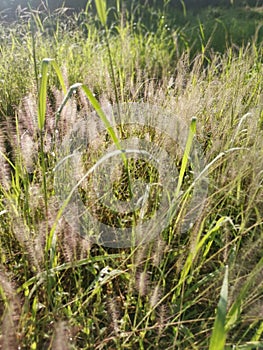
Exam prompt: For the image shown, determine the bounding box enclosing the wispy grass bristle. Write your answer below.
[0,129,11,188]
[0,269,21,350]
[152,237,167,267]
[150,284,161,308]
[136,271,149,297]
[11,215,43,272]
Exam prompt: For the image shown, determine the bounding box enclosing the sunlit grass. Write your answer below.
[0,1,262,349]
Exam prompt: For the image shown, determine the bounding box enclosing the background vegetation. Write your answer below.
[0,0,262,349]
[0,0,263,12]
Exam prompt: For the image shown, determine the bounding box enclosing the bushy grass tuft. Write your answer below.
[0,2,262,349]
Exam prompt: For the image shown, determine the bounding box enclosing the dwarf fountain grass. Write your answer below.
[0,2,262,348]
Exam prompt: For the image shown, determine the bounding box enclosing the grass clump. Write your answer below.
[0,1,262,349]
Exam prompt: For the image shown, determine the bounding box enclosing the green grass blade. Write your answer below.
[0,150,15,170]
[38,58,53,130]
[177,217,230,294]
[209,265,229,350]
[81,84,121,150]
[251,321,263,342]
[38,58,68,131]
[175,117,197,196]
[55,83,82,125]
[50,60,67,94]
[180,0,187,17]
[95,0,107,26]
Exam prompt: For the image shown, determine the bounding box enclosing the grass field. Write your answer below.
[0,1,262,349]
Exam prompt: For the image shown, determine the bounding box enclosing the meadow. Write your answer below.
[0,1,262,349]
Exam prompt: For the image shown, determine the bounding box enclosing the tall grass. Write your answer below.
[0,2,262,349]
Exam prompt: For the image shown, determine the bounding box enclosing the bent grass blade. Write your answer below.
[38,58,67,131]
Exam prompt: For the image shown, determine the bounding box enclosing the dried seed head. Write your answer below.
[134,245,147,268]
[157,304,167,335]
[58,216,91,262]
[0,128,10,188]
[0,269,21,350]
[18,93,37,134]
[152,237,167,267]
[150,284,161,308]
[136,271,149,296]
[11,216,42,271]
[108,298,120,335]
[20,132,37,172]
